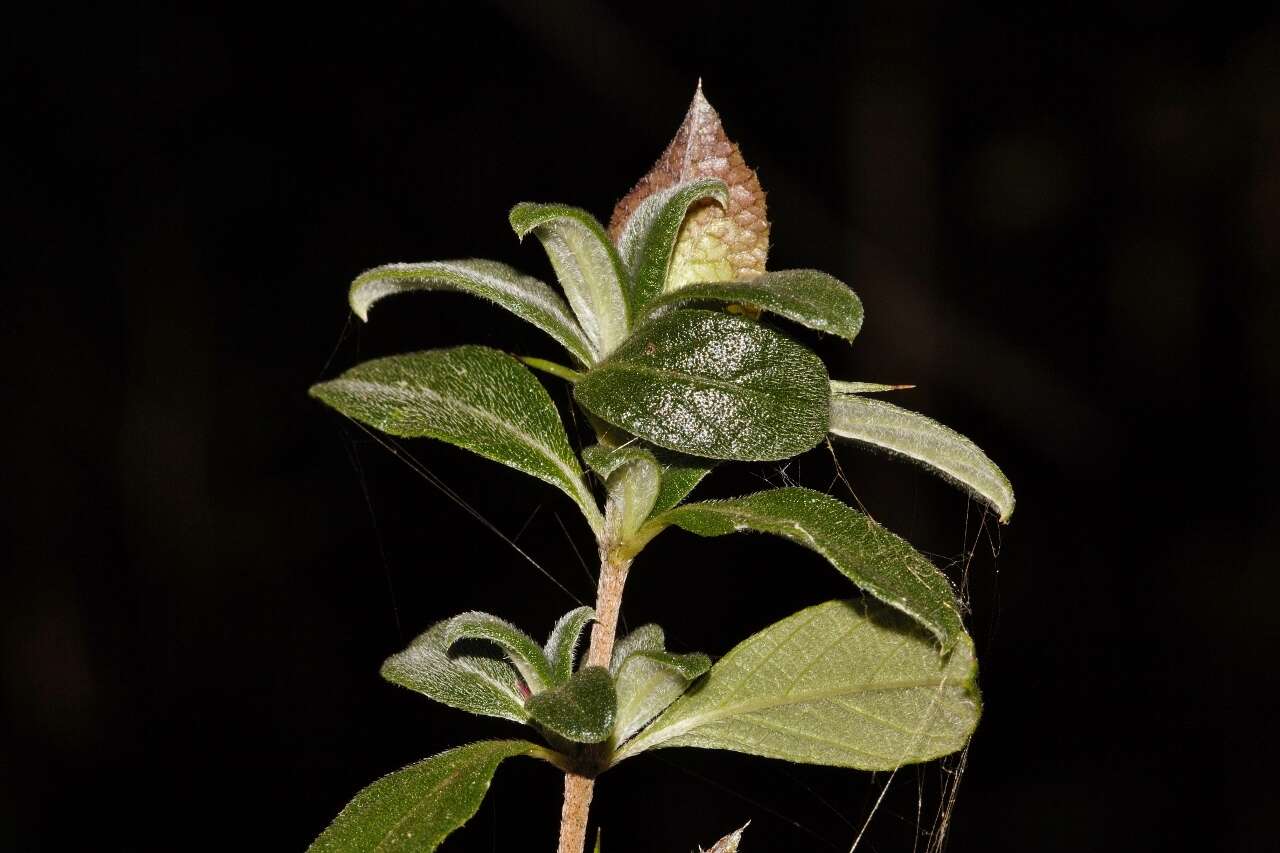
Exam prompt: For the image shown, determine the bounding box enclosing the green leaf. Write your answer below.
[651,487,963,650]
[308,740,542,852]
[446,611,554,693]
[544,606,596,685]
[614,600,980,771]
[510,204,630,356]
[574,310,830,462]
[380,621,528,723]
[310,346,603,534]
[526,666,617,744]
[829,380,914,394]
[830,392,1015,523]
[349,259,596,366]
[649,452,713,517]
[641,270,864,343]
[583,444,662,537]
[616,179,729,313]
[610,624,711,745]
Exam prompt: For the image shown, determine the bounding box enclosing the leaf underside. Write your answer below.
[830,392,1015,522]
[380,622,528,723]
[308,740,538,853]
[310,346,601,532]
[654,487,964,651]
[349,259,595,366]
[574,310,830,462]
[615,600,979,771]
[610,624,711,745]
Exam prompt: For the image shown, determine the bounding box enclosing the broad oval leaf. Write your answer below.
[446,611,553,693]
[652,487,963,650]
[311,346,603,534]
[308,740,541,853]
[642,270,864,343]
[526,666,617,744]
[544,606,596,685]
[616,178,729,313]
[574,310,830,462]
[614,600,980,771]
[510,204,630,356]
[380,621,527,723]
[349,259,596,366]
[611,624,711,745]
[830,392,1015,523]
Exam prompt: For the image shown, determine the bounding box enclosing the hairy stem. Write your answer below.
[556,541,632,853]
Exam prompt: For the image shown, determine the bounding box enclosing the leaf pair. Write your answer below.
[610,624,711,745]
[383,607,616,744]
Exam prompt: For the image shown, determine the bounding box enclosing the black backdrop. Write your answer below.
[4,2,1275,851]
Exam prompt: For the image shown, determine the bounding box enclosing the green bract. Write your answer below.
[309,84,1014,853]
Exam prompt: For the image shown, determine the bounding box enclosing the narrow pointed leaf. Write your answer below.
[830,393,1015,523]
[701,825,749,852]
[642,270,864,343]
[616,178,729,312]
[544,606,596,685]
[510,204,630,355]
[446,611,553,693]
[381,621,527,723]
[609,83,769,294]
[611,624,711,744]
[574,310,830,462]
[526,666,617,744]
[349,260,595,365]
[830,380,915,394]
[308,740,541,853]
[310,346,602,533]
[614,600,980,770]
[651,487,963,650]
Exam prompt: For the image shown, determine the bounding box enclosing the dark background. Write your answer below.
[4,2,1275,850]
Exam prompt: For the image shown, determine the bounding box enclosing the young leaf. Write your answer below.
[609,82,769,294]
[446,611,554,693]
[650,487,963,651]
[829,380,915,394]
[544,606,596,685]
[509,204,630,356]
[830,392,1015,523]
[526,666,617,744]
[583,444,662,537]
[381,621,528,723]
[349,259,596,366]
[574,310,830,462]
[616,178,729,312]
[613,600,980,771]
[641,270,865,343]
[583,444,711,520]
[701,825,749,853]
[611,625,711,745]
[310,346,603,534]
[308,740,543,853]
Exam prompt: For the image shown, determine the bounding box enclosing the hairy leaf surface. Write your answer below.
[615,600,979,770]
[616,178,729,313]
[642,270,864,343]
[652,487,963,650]
[380,622,527,723]
[308,740,540,852]
[584,444,710,518]
[544,606,596,685]
[446,611,553,693]
[349,260,595,365]
[583,444,662,536]
[574,310,830,461]
[526,666,617,744]
[310,347,602,533]
[702,825,748,852]
[830,393,1015,522]
[510,204,629,356]
[611,624,711,744]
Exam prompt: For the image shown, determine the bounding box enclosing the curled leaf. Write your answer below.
[609,82,769,292]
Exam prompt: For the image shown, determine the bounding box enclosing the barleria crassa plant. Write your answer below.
[308,83,1014,853]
